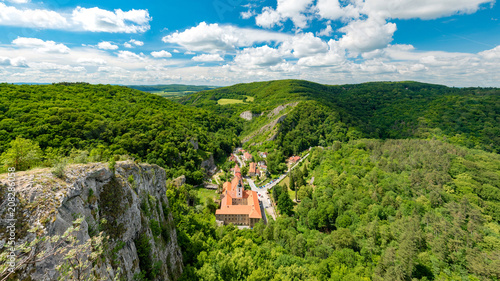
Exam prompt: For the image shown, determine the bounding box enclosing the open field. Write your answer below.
[195,186,217,204]
[245,96,255,102]
[217,98,245,105]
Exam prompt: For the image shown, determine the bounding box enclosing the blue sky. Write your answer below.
[0,0,499,86]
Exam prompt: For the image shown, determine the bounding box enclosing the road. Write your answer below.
[233,148,245,167]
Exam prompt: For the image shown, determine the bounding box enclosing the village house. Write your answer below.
[216,170,262,227]
[248,162,261,177]
[243,152,253,162]
[288,156,301,164]
[259,152,268,158]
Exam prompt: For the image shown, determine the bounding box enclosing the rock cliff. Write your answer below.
[0,161,183,280]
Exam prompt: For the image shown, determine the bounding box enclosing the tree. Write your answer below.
[277,187,294,216]
[1,137,42,171]
[241,165,249,176]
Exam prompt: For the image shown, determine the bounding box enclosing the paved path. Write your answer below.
[233,148,245,167]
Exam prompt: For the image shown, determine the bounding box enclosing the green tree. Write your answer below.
[1,137,42,171]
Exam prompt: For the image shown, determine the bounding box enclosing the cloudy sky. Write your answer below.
[0,0,499,86]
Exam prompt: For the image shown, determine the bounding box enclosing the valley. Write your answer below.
[0,80,499,280]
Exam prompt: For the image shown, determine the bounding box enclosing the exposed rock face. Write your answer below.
[239,111,263,121]
[0,161,183,281]
[201,154,217,175]
[267,102,298,118]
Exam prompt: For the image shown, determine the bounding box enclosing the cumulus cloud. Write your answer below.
[117,50,144,60]
[71,7,151,33]
[77,58,107,66]
[192,54,224,62]
[256,0,314,29]
[282,32,328,58]
[0,3,69,29]
[12,37,70,54]
[234,46,285,68]
[241,10,256,19]
[479,45,500,59]
[338,17,397,54]
[0,3,151,33]
[362,0,494,20]
[129,39,144,46]
[316,25,333,37]
[98,41,119,50]
[5,0,30,3]
[0,56,28,67]
[151,50,172,58]
[315,0,359,21]
[163,22,292,53]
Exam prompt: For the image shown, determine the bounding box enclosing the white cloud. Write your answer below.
[241,10,255,19]
[316,25,333,37]
[0,3,69,29]
[256,0,314,29]
[192,54,224,62]
[234,46,285,68]
[0,3,151,33]
[5,0,30,3]
[0,56,28,67]
[362,0,494,20]
[98,41,119,50]
[283,32,328,58]
[338,17,396,54]
[151,50,172,58]
[315,0,359,21]
[117,50,144,60]
[77,58,107,66]
[255,7,283,28]
[124,42,133,48]
[163,22,292,53]
[173,49,180,53]
[72,7,151,33]
[30,62,86,72]
[129,39,144,46]
[479,45,500,59]
[297,39,345,66]
[12,37,70,54]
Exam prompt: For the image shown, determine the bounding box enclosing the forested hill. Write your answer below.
[177,80,500,154]
[0,83,240,182]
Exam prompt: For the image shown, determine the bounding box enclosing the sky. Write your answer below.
[0,0,499,87]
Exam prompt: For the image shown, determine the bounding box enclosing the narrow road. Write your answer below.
[233,148,245,167]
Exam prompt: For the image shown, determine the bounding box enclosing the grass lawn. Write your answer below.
[217,98,245,105]
[195,187,217,204]
[245,96,255,102]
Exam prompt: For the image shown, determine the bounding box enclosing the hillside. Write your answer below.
[177,80,500,154]
[128,84,219,98]
[0,83,240,183]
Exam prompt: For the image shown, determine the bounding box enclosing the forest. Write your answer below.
[170,139,500,280]
[0,83,240,183]
[1,80,499,280]
[179,80,500,155]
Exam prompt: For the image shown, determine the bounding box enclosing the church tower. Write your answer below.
[236,178,243,198]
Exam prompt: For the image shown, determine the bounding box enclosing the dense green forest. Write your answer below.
[0,83,240,183]
[1,80,499,280]
[178,80,500,154]
[170,139,500,280]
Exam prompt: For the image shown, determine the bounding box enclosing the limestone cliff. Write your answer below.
[0,161,183,280]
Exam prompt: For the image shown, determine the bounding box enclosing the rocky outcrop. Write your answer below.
[267,102,298,118]
[0,161,183,281]
[239,111,263,121]
[201,154,217,175]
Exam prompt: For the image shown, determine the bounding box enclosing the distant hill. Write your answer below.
[127,84,219,98]
[177,79,500,154]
